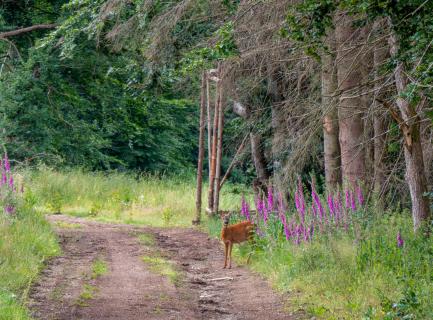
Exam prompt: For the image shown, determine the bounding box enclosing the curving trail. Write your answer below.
[28,215,294,320]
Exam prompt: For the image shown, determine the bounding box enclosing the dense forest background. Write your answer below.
[2,0,433,230]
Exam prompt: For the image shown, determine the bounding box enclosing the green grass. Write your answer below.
[76,284,98,306]
[142,255,180,286]
[91,258,108,279]
[0,208,60,320]
[23,168,246,227]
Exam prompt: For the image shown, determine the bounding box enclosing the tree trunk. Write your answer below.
[250,132,270,193]
[207,72,221,214]
[194,73,207,225]
[389,31,431,233]
[213,83,225,214]
[206,76,212,173]
[372,19,389,197]
[322,29,341,189]
[335,12,366,187]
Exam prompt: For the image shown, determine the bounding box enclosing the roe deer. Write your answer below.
[220,212,255,269]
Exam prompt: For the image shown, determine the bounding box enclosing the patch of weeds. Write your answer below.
[142,255,180,286]
[91,258,108,279]
[53,221,82,229]
[162,208,175,226]
[137,233,155,246]
[76,284,98,307]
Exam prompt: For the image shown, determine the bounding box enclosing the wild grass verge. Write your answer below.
[22,168,245,227]
[206,189,433,319]
[0,208,60,319]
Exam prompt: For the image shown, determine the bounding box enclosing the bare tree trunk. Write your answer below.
[213,83,225,214]
[206,76,212,173]
[335,12,366,186]
[250,132,270,182]
[389,31,431,233]
[322,30,341,189]
[372,19,389,197]
[207,72,221,214]
[194,73,207,225]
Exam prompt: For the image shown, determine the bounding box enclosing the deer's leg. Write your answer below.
[223,242,229,269]
[228,242,233,269]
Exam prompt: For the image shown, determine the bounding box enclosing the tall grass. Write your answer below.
[22,168,246,227]
[0,189,59,319]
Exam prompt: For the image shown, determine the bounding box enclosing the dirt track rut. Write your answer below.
[28,215,293,320]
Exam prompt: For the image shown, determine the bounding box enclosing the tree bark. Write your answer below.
[322,29,341,189]
[389,31,431,233]
[206,76,212,173]
[194,73,207,225]
[213,83,225,214]
[0,24,56,38]
[335,12,366,187]
[250,132,270,194]
[207,71,221,214]
[372,19,389,197]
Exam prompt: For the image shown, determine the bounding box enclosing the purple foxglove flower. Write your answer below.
[9,176,14,189]
[245,202,251,221]
[0,172,5,186]
[4,205,15,215]
[350,191,357,211]
[263,204,268,223]
[356,185,364,206]
[312,189,325,223]
[4,154,10,172]
[345,189,351,208]
[397,232,404,248]
[327,194,335,217]
[311,202,317,218]
[267,185,273,211]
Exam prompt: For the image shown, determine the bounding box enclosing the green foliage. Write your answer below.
[0,206,60,319]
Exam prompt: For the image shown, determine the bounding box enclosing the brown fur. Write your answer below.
[221,214,255,269]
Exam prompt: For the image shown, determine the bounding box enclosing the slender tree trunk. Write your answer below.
[322,30,341,189]
[335,12,366,186]
[372,19,389,197]
[207,71,221,214]
[389,31,431,233]
[213,83,225,214]
[194,73,207,225]
[206,76,212,173]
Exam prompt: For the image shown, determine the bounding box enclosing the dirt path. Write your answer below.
[28,215,294,320]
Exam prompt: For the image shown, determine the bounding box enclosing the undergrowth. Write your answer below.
[206,196,433,319]
[0,208,59,319]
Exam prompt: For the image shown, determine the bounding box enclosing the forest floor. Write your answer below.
[28,215,293,320]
